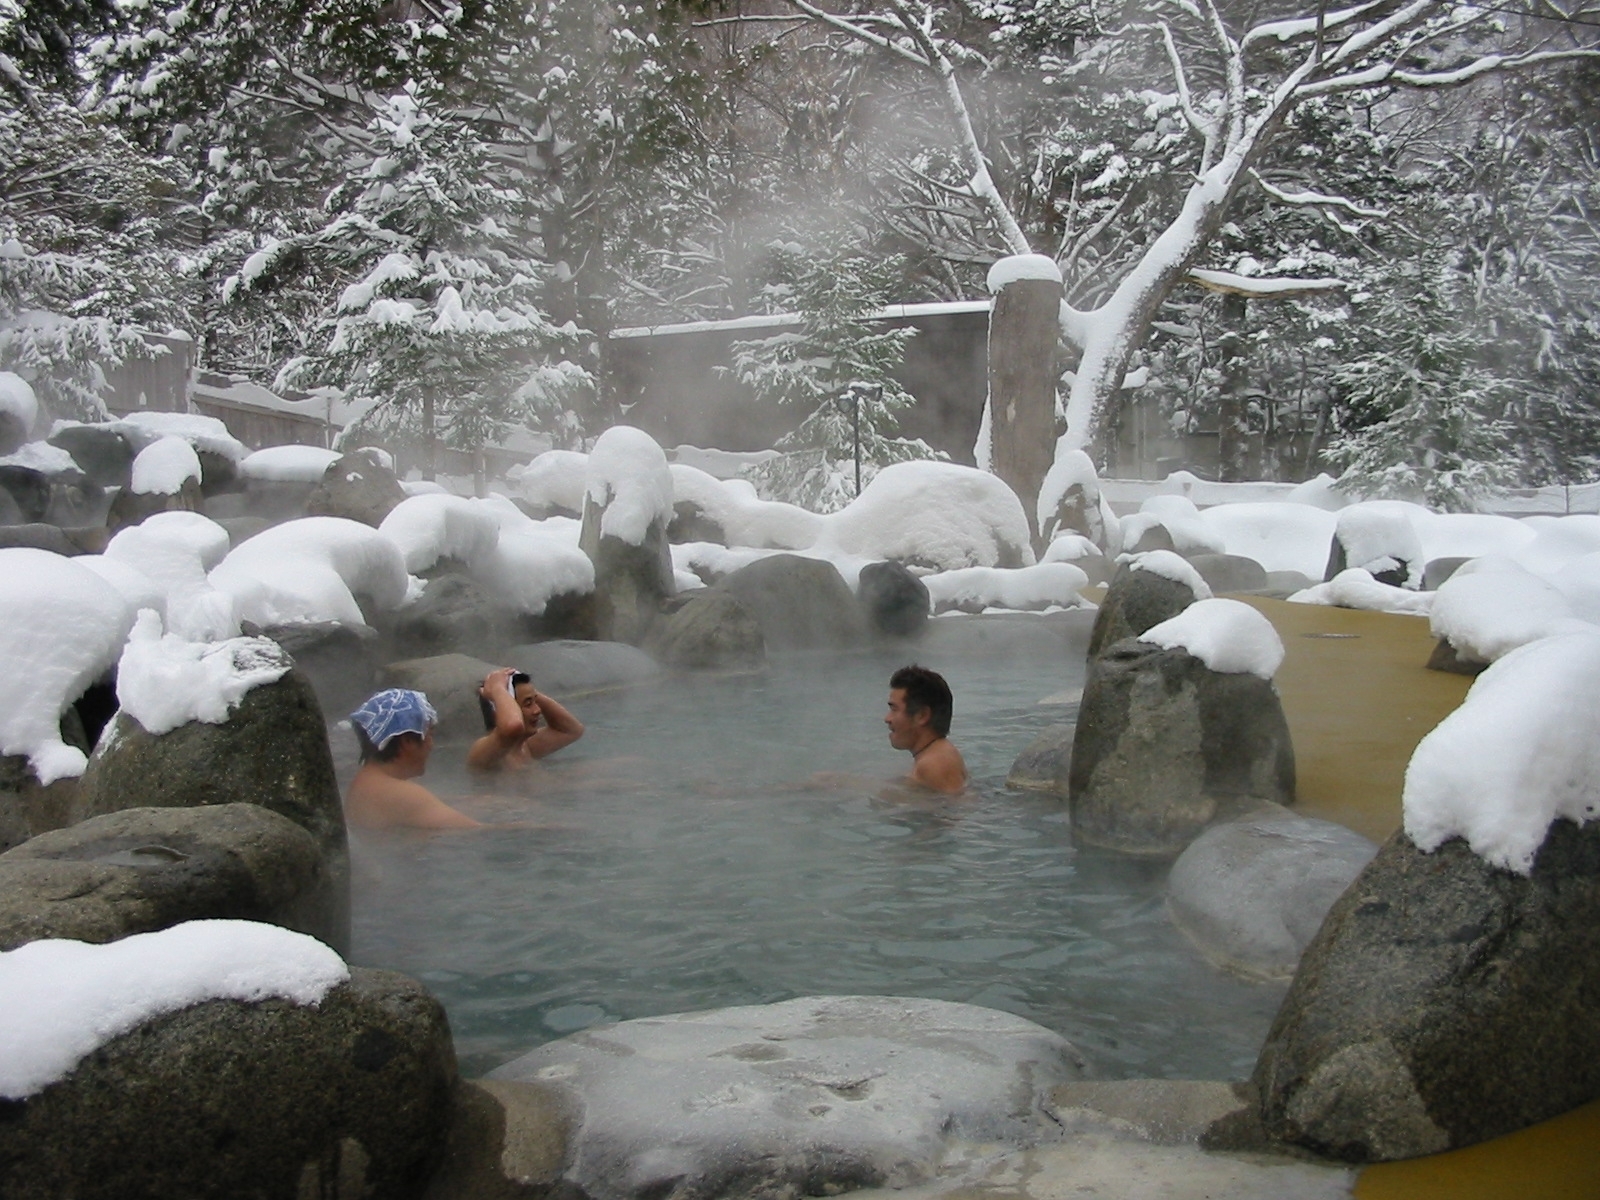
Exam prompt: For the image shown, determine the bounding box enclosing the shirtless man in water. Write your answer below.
[884,665,968,794]
[344,688,482,830]
[467,668,585,773]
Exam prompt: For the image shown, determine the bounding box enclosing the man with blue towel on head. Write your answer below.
[344,688,482,831]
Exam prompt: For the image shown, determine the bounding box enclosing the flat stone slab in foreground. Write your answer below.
[489,995,1089,1200]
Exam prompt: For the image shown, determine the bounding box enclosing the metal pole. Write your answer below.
[853,387,862,497]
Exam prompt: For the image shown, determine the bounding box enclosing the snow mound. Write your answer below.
[112,412,246,463]
[378,494,501,574]
[516,449,590,513]
[116,610,291,735]
[1140,597,1284,679]
[0,441,78,475]
[1334,502,1424,587]
[105,512,237,640]
[76,555,164,615]
[1134,495,1226,556]
[1508,515,1600,579]
[0,919,348,1100]
[818,461,1034,571]
[924,563,1089,613]
[1551,552,1600,626]
[1126,549,1212,599]
[1199,502,1337,579]
[670,463,823,550]
[129,435,201,495]
[1040,534,1102,564]
[1289,568,1434,616]
[480,531,596,616]
[671,542,780,586]
[239,444,341,483]
[986,253,1061,291]
[210,517,408,627]
[0,372,38,432]
[586,426,674,545]
[1404,631,1600,875]
[1411,511,1533,565]
[1429,557,1589,663]
[0,549,135,783]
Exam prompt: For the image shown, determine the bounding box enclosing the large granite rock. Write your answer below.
[856,560,930,639]
[716,554,867,651]
[307,451,408,527]
[1086,560,1204,659]
[1254,818,1600,1163]
[502,639,663,694]
[1006,723,1076,795]
[389,569,499,658]
[0,463,50,523]
[1166,810,1377,981]
[646,591,766,671]
[1186,553,1269,595]
[107,475,204,532]
[49,423,134,489]
[0,966,457,1200]
[0,522,95,555]
[0,754,82,854]
[378,652,500,740]
[1068,639,1295,857]
[0,803,339,951]
[580,494,676,646]
[488,995,1089,1200]
[75,667,349,953]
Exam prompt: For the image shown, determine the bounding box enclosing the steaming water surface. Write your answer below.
[349,613,1286,1080]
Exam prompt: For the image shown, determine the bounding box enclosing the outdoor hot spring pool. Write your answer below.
[347,612,1287,1080]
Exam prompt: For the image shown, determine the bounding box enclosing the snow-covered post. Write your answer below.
[982,255,1062,546]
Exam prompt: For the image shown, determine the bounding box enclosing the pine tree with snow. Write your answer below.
[730,243,939,512]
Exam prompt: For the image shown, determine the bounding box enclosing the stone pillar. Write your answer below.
[985,254,1063,544]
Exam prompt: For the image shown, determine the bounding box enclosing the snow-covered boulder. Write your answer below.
[1070,600,1294,857]
[668,463,823,550]
[1198,501,1337,580]
[108,436,205,531]
[47,422,133,490]
[104,512,237,641]
[0,929,454,1199]
[210,516,409,629]
[379,493,499,575]
[817,461,1034,572]
[0,372,38,453]
[516,448,589,517]
[1427,557,1586,668]
[580,427,676,644]
[305,450,407,527]
[1086,551,1211,658]
[1290,568,1434,617]
[239,444,342,485]
[1125,495,1225,558]
[923,562,1090,615]
[1325,502,1424,589]
[716,554,866,651]
[1037,446,1119,554]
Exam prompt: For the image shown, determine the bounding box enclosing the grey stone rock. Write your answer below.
[667,498,727,545]
[48,423,133,489]
[1041,481,1111,552]
[1254,819,1600,1163]
[918,609,1094,662]
[201,489,251,520]
[390,569,499,658]
[216,514,275,547]
[1074,555,1115,588]
[0,966,457,1200]
[646,590,766,671]
[245,476,317,521]
[1186,553,1268,595]
[1166,811,1377,981]
[1068,639,1295,858]
[1126,521,1176,555]
[0,802,338,951]
[1047,1079,1251,1147]
[1323,532,1415,589]
[107,476,204,532]
[0,754,82,854]
[195,447,239,495]
[0,463,50,523]
[262,620,380,720]
[307,452,408,527]
[1264,570,1315,597]
[580,493,676,645]
[1422,556,1471,591]
[0,522,82,556]
[717,553,868,651]
[517,589,600,642]
[424,1078,575,1200]
[488,995,1089,1200]
[378,652,501,740]
[1425,636,1487,675]
[857,561,930,639]
[1086,561,1202,659]
[76,666,349,953]
[502,639,663,694]
[1006,724,1075,795]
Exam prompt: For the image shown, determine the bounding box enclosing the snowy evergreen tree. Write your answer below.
[730,243,938,512]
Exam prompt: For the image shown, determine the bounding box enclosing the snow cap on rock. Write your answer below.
[115,610,291,736]
[586,425,673,545]
[378,493,500,574]
[129,435,201,495]
[1140,597,1284,678]
[239,444,341,483]
[1127,549,1212,599]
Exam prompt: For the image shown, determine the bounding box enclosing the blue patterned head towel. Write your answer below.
[350,688,438,749]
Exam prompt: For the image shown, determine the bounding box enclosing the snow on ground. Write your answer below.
[238,444,341,483]
[1428,557,1589,663]
[210,517,409,628]
[378,494,501,574]
[817,461,1034,571]
[1332,502,1424,586]
[1198,502,1336,578]
[515,449,590,513]
[1126,550,1213,599]
[1140,597,1285,679]
[115,611,290,735]
[111,412,246,463]
[923,563,1090,614]
[0,440,77,475]
[1289,569,1434,616]
[1404,631,1600,874]
[129,435,201,495]
[0,549,134,783]
[1505,514,1600,578]
[104,512,237,641]
[0,920,348,1100]
[0,372,38,433]
[669,463,823,550]
[586,425,674,545]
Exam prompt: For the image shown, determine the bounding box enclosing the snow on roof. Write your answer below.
[924,562,1090,613]
[586,425,674,546]
[669,463,824,551]
[239,444,341,484]
[1335,501,1425,586]
[1289,568,1434,616]
[129,435,201,495]
[1404,631,1600,875]
[987,254,1062,293]
[0,440,78,476]
[111,412,247,463]
[0,919,348,1100]
[515,449,590,513]
[1198,501,1337,578]
[0,372,38,432]
[1126,549,1213,599]
[1428,557,1589,664]
[817,461,1035,571]
[209,516,409,628]
[1187,268,1345,296]
[378,493,501,574]
[669,445,780,480]
[608,300,990,340]
[0,549,135,784]
[1140,596,1284,679]
[115,610,290,736]
[105,512,237,641]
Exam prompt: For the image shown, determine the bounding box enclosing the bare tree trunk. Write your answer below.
[987,275,1062,544]
[1217,292,1250,481]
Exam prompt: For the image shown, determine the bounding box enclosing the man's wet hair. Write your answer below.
[355,724,424,764]
[478,670,533,730]
[890,664,953,738]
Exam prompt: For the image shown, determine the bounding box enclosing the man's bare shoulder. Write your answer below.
[910,740,968,795]
[346,769,480,830]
